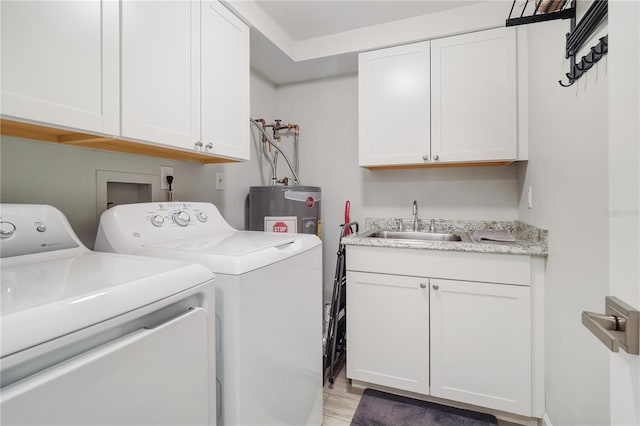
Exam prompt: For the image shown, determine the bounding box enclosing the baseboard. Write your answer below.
[541,412,553,426]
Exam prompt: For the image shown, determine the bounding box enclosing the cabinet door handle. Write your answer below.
[420,282,427,289]
[205,142,213,150]
[432,284,440,290]
[433,154,440,161]
[422,155,429,161]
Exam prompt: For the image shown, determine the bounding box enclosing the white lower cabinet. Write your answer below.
[430,278,531,416]
[346,271,429,394]
[346,246,543,418]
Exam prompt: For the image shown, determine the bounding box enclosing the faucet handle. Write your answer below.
[396,218,405,231]
[429,219,436,233]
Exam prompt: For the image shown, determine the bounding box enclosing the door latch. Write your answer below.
[582,296,639,355]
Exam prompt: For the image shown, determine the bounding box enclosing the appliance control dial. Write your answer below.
[172,211,191,227]
[150,215,165,227]
[196,212,208,222]
[36,224,47,232]
[0,221,16,238]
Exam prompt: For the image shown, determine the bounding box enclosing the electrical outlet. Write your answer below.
[527,186,533,209]
[160,166,174,190]
[216,172,224,191]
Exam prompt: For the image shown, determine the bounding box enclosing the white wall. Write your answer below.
[219,70,278,229]
[608,1,640,424]
[275,74,519,299]
[0,137,223,248]
[516,20,609,426]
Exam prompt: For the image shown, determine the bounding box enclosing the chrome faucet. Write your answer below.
[412,200,419,231]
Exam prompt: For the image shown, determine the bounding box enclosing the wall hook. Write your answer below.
[558,75,576,87]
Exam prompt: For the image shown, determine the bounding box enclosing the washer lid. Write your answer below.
[140,231,322,275]
[1,252,214,358]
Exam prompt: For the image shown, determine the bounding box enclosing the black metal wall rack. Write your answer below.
[559,0,608,87]
[506,0,575,27]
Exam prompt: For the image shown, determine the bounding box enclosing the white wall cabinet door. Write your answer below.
[1,1,119,135]
[121,0,201,151]
[358,41,430,167]
[430,28,517,163]
[430,278,531,416]
[346,271,429,394]
[201,1,250,161]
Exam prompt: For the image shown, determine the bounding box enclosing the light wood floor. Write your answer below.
[323,366,363,426]
[322,366,522,426]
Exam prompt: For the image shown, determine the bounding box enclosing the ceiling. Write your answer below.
[246,0,486,85]
[256,1,483,41]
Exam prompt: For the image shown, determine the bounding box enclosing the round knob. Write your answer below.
[422,155,429,161]
[0,221,16,238]
[36,224,47,233]
[150,215,165,227]
[196,212,208,223]
[433,154,440,161]
[172,211,191,227]
[205,142,213,150]
[432,284,440,290]
[420,282,427,289]
[194,141,203,150]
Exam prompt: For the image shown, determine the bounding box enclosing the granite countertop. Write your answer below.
[341,218,548,256]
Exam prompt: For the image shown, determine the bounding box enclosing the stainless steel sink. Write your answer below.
[359,230,470,242]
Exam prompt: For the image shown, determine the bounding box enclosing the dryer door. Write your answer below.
[1,307,211,426]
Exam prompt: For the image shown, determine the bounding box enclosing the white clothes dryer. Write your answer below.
[95,201,323,426]
[0,204,216,426]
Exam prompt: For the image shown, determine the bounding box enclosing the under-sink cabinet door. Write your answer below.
[430,278,531,416]
[346,271,429,394]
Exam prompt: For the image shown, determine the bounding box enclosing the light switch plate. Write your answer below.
[216,172,224,191]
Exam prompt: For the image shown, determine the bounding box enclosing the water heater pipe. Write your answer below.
[250,118,301,185]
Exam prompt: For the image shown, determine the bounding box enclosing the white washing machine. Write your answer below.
[0,204,216,426]
[95,201,323,426]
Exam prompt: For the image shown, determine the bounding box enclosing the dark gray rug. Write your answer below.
[351,389,497,426]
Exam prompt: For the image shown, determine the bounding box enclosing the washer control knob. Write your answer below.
[150,215,165,227]
[196,212,208,223]
[0,221,16,238]
[172,211,191,227]
[36,224,47,233]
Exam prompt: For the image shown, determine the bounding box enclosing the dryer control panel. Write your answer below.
[0,204,83,258]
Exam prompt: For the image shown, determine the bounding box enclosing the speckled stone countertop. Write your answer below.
[341,218,548,256]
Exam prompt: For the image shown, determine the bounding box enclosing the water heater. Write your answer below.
[249,186,321,236]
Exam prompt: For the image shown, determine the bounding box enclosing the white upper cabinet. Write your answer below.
[431,27,517,163]
[121,0,201,151]
[1,1,119,135]
[359,42,430,167]
[121,0,249,160]
[358,27,518,168]
[201,1,250,161]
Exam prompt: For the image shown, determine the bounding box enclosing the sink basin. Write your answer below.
[361,230,468,242]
